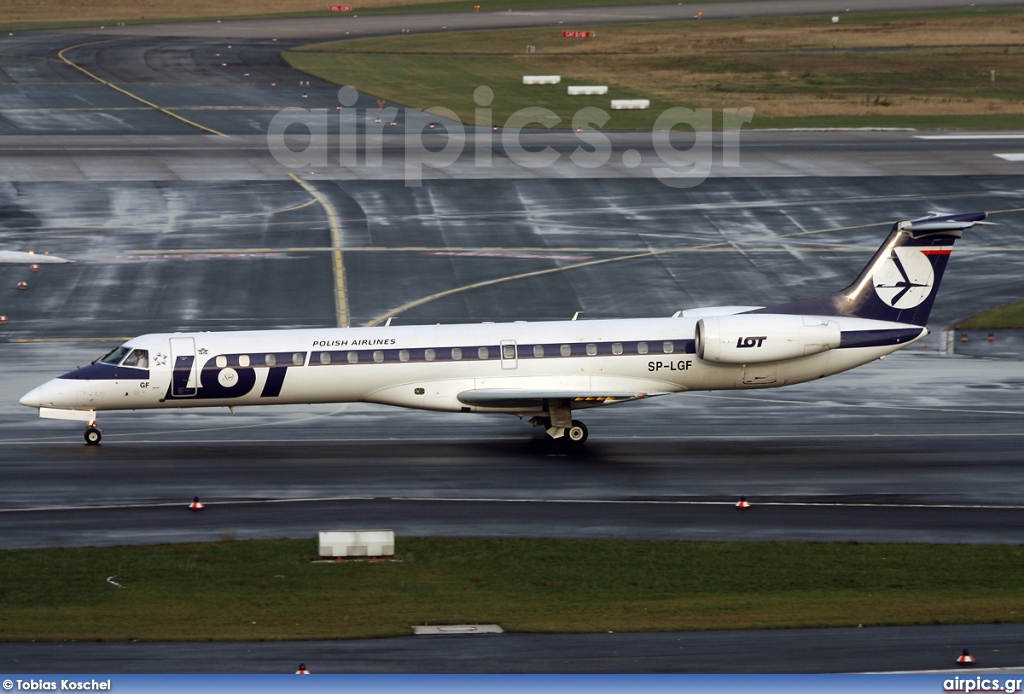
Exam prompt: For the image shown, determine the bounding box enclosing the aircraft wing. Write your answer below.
[457,389,667,409]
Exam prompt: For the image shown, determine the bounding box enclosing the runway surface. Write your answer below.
[1,176,1021,334]
[1,0,1023,674]
[3,341,1024,548]
[6,623,1024,673]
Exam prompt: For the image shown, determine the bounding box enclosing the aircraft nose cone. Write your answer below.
[20,379,72,409]
[20,386,43,408]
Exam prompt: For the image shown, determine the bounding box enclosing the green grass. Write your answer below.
[286,7,1024,130]
[2,537,1024,641]
[956,301,1024,330]
[0,0,760,31]
[283,52,673,130]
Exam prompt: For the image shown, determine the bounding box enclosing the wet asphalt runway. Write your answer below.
[1,176,1022,335]
[6,623,1024,673]
[1,0,1023,674]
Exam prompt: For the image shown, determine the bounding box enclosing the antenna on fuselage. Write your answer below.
[571,311,584,321]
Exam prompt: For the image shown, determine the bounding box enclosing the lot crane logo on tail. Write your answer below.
[872,247,935,309]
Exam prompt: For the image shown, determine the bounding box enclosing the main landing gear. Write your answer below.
[529,416,588,445]
[566,420,588,444]
[84,423,102,445]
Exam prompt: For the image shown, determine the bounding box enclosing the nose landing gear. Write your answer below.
[84,423,102,445]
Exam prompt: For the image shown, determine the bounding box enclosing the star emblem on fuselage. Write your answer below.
[154,353,167,366]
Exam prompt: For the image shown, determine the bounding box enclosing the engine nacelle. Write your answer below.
[696,314,841,364]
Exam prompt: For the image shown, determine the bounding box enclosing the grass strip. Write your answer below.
[956,301,1024,330]
[1,537,1023,641]
[0,0,750,31]
[286,7,1024,130]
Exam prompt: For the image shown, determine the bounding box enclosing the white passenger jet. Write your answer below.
[20,212,987,445]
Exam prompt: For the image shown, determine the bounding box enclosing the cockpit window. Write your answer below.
[98,346,132,365]
[122,349,149,369]
[96,346,148,368]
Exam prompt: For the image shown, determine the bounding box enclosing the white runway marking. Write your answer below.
[914,135,1024,140]
[4,495,1024,515]
[688,393,1024,417]
[995,154,1024,161]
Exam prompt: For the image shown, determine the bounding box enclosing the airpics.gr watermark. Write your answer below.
[266,85,755,187]
[943,677,1024,693]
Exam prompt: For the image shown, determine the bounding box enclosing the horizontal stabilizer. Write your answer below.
[904,211,990,234]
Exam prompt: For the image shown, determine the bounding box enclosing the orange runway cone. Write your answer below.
[987,332,995,342]
[957,648,975,666]
[17,281,27,290]
[736,496,750,510]
[189,496,205,511]
[295,663,310,674]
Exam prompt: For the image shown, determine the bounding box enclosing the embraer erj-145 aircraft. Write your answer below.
[21,211,988,446]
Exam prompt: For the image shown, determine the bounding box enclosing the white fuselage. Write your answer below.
[21,314,924,418]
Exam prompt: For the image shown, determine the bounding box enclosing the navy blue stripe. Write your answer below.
[60,363,150,380]
[309,340,697,366]
[839,329,923,349]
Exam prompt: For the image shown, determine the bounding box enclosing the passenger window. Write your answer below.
[239,355,250,368]
[347,352,358,364]
[612,343,623,355]
[503,344,515,359]
[638,342,648,355]
[452,348,462,361]
[293,352,305,366]
[533,345,544,358]
[425,348,435,362]
[399,349,410,362]
[478,346,489,360]
[265,354,277,367]
[216,355,228,368]
[373,350,384,363]
[663,341,674,354]
[320,352,331,365]
[560,344,571,357]
[586,343,597,356]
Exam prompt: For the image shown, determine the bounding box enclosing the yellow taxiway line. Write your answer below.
[363,206,1024,327]
[56,39,228,138]
[289,174,350,328]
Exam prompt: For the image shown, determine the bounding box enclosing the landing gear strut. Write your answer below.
[84,424,102,445]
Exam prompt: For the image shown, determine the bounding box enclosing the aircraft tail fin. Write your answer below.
[752,211,988,326]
